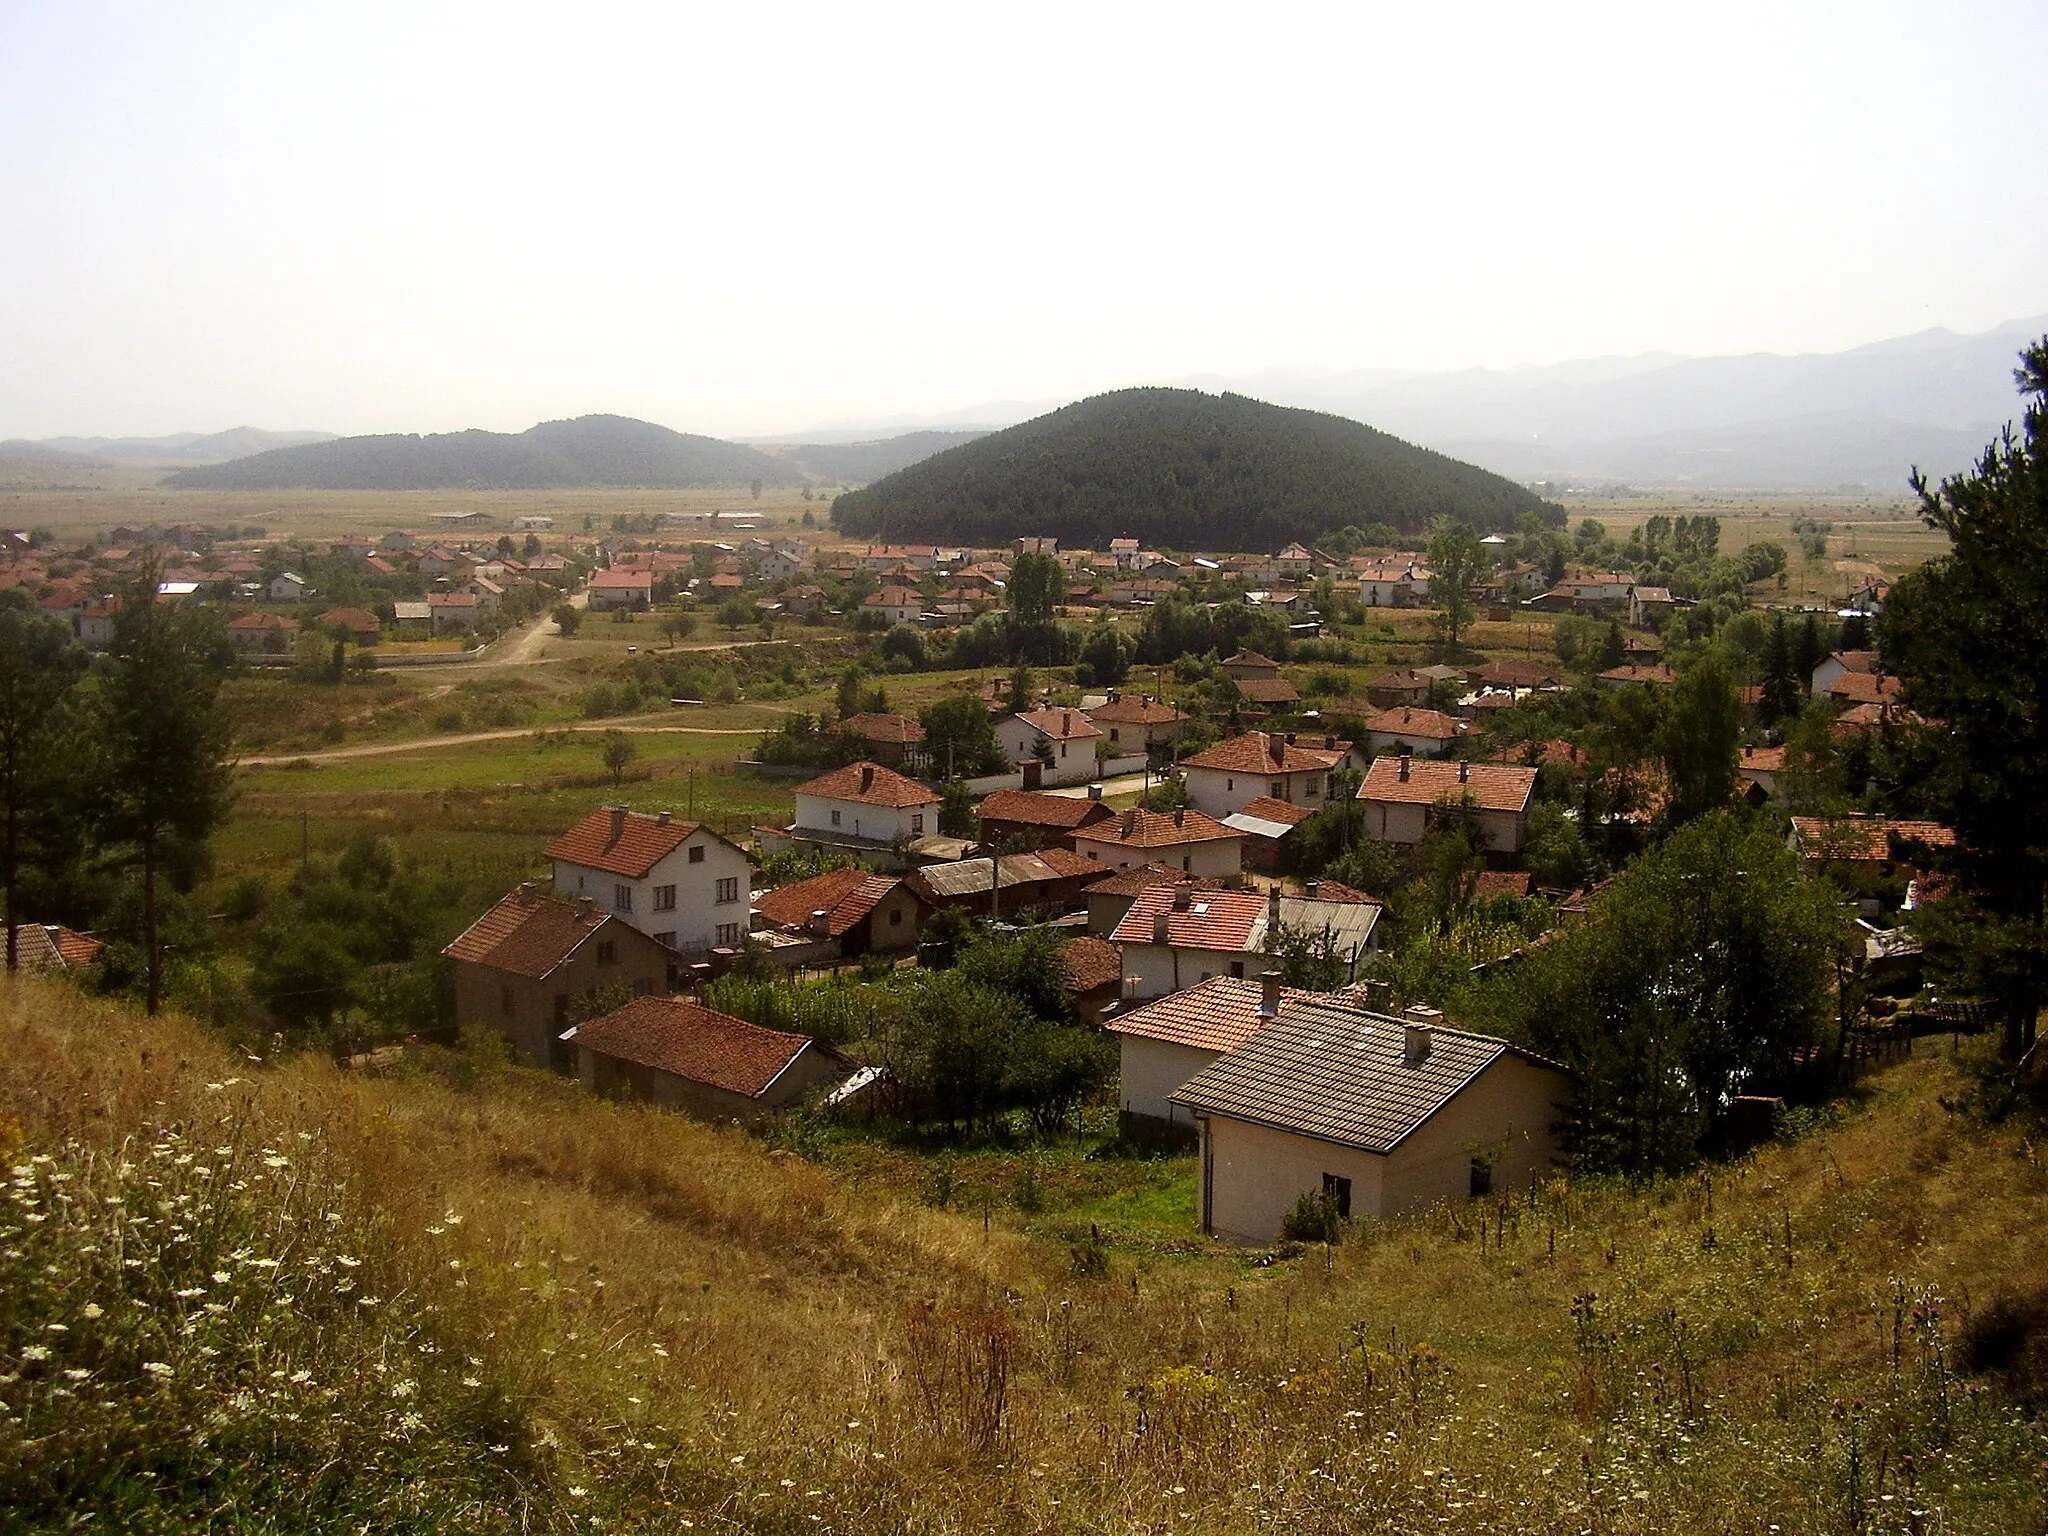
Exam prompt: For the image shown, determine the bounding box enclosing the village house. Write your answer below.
[1080,863,1215,936]
[1062,936,1125,1027]
[839,712,926,771]
[1356,754,1537,862]
[905,848,1100,919]
[1234,675,1303,712]
[565,995,850,1121]
[1739,745,1786,802]
[859,544,939,573]
[427,591,478,636]
[268,571,310,603]
[1597,664,1678,688]
[1085,692,1188,752]
[443,884,672,1071]
[1360,707,1463,757]
[4,923,103,977]
[1072,805,1244,878]
[752,866,926,965]
[1179,730,1357,819]
[1365,667,1435,708]
[862,585,924,627]
[392,599,432,629]
[1219,797,1316,871]
[1527,575,1635,615]
[777,761,942,865]
[226,612,298,653]
[975,787,1116,852]
[546,805,754,954]
[995,708,1105,786]
[317,606,381,643]
[780,582,826,616]
[1111,882,1380,1005]
[1788,816,1955,881]
[78,600,119,652]
[588,568,654,611]
[1274,542,1315,579]
[1219,649,1280,683]
[1350,558,1432,607]
[1171,1000,1573,1239]
[1105,973,1304,1138]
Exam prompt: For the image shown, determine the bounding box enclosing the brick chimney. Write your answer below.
[1088,783,1103,801]
[1152,911,1171,944]
[1304,879,1321,899]
[1172,808,1185,827]
[810,908,831,937]
[575,895,597,920]
[1258,970,1283,1020]
[860,764,875,794]
[1061,711,1072,735]
[657,810,672,825]
[608,804,627,844]
[1458,760,1470,784]
[1268,733,1284,764]
[1403,1005,1441,1065]
[1398,749,1411,783]
[1173,883,1193,911]
[1267,883,1281,926]
[1122,807,1137,836]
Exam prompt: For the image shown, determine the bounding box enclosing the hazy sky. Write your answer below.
[3,0,2045,440]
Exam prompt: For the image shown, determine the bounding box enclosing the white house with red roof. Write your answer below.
[1110,882,1379,1005]
[1179,730,1359,819]
[1071,806,1244,878]
[787,761,941,854]
[1084,692,1188,751]
[1356,754,1537,859]
[1105,973,1303,1132]
[546,805,753,954]
[995,708,1104,787]
[862,586,924,626]
[588,567,654,611]
[1359,707,1463,757]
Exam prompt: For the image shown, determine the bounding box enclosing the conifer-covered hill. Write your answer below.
[829,388,1563,546]
[165,414,798,491]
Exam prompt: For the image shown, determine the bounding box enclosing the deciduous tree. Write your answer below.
[0,602,86,970]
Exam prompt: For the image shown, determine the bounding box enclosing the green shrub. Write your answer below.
[1280,1186,1344,1243]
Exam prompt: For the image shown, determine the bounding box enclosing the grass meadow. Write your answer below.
[1,977,2044,1533]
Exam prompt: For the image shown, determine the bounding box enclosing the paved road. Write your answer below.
[1042,771,1154,800]
[237,718,763,768]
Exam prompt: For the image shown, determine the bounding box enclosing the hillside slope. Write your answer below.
[165,414,796,490]
[774,429,989,485]
[2,978,2042,1533]
[0,426,336,468]
[829,388,1561,546]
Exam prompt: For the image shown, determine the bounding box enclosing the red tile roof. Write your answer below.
[48,926,103,968]
[1074,805,1240,849]
[1234,678,1303,705]
[1222,650,1279,669]
[1304,879,1380,905]
[793,761,940,808]
[545,807,699,879]
[1472,870,1536,900]
[754,867,899,937]
[1060,935,1124,995]
[442,885,610,978]
[864,585,921,606]
[1015,709,1101,742]
[1181,731,1349,775]
[1105,974,1310,1052]
[1790,817,1954,863]
[1740,746,1786,772]
[1081,863,1223,897]
[1110,884,1267,951]
[1233,796,1316,828]
[1826,649,1880,675]
[1825,671,1902,705]
[1358,757,1536,813]
[1599,664,1678,685]
[589,568,654,590]
[570,996,817,1098]
[978,788,1116,831]
[1362,707,1462,741]
[1085,695,1187,726]
[841,712,925,746]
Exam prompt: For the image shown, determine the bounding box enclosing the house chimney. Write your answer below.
[860,764,875,793]
[1324,735,1336,750]
[1258,970,1283,1019]
[1173,808,1185,827]
[1107,688,1120,703]
[1268,733,1284,764]
[1458,760,1469,784]
[1062,711,1072,735]
[1268,884,1281,924]
[1305,879,1321,899]
[575,895,597,920]
[657,810,672,825]
[1122,807,1136,835]
[810,908,831,936]
[608,805,627,844]
[1403,1005,1440,1065]
[1088,783,1103,801]
[1152,911,1171,944]
[1398,750,1411,783]
[1285,732,1296,746]
[1173,883,1193,911]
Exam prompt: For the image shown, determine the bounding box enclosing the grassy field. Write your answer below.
[2,976,2043,1532]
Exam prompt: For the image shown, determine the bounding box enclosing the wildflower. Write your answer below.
[212,1270,231,1285]
[263,1155,289,1170]
[174,1288,204,1300]
[44,1323,66,1333]
[569,1488,588,1498]
[650,1344,669,1357]
[463,1377,483,1388]
[20,1346,48,1363]
[290,1370,311,1384]
[443,1211,463,1226]
[63,1369,89,1381]
[427,1226,445,1236]
[336,1255,360,1268]
[142,1361,174,1379]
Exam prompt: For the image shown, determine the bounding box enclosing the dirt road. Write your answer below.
[237,718,762,768]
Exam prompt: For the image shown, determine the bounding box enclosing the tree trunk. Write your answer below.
[144,832,159,1016]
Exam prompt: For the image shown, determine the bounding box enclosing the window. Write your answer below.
[1470,1159,1492,1197]
[596,940,617,966]
[1322,1173,1352,1220]
[911,813,924,834]
[613,884,632,912]
[1181,856,1191,871]
[1271,780,1285,798]
[831,808,842,826]
[1226,777,1235,791]
[715,877,740,904]
[653,931,675,949]
[716,922,742,947]
[688,845,705,864]
[1306,777,1321,798]
[653,884,677,912]
[577,874,586,891]
[1109,727,1120,743]
[1229,961,1244,979]
[889,906,903,925]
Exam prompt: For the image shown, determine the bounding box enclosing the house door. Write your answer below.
[1321,1172,1352,1220]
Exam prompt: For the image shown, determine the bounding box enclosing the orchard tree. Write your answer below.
[1885,336,2048,1060]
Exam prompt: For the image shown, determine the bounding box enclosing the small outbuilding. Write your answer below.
[564,995,850,1120]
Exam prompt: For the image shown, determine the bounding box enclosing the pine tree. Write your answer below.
[0,604,85,971]
[1758,614,1802,729]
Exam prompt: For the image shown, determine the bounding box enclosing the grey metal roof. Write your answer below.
[1169,998,1565,1153]
[1269,896,1380,958]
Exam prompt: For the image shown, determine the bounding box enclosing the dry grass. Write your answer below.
[2,977,2045,1532]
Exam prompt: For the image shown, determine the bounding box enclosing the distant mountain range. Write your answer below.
[0,427,336,468]
[831,388,1558,546]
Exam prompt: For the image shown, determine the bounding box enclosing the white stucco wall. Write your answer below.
[1183,765,1330,819]
[552,828,753,953]
[1358,800,1525,855]
[1073,833,1243,878]
[792,793,928,844]
[1118,1036,1221,1124]
[1197,1116,1389,1244]
[1120,941,1251,1000]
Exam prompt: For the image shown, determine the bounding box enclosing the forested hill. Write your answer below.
[829,389,1563,545]
[774,430,988,484]
[165,415,797,490]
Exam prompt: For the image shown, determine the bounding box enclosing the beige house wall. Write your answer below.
[1360,799,1525,856]
[1121,941,1252,1000]
[1182,765,1330,819]
[452,935,667,1071]
[1118,1036,1221,1124]
[1074,833,1242,879]
[1197,1116,1388,1244]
